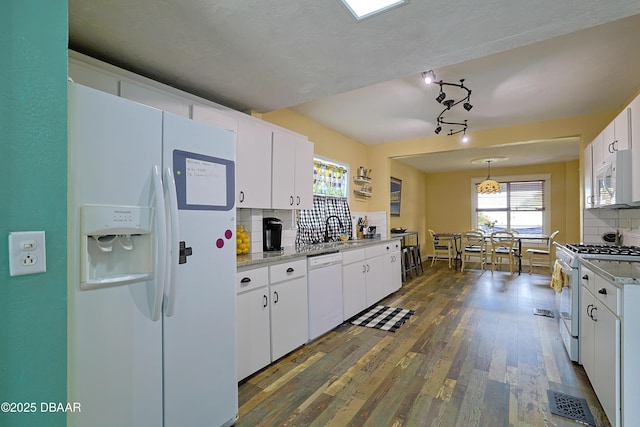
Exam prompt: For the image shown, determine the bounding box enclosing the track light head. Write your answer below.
[463,102,473,111]
[421,70,436,85]
[443,99,455,109]
[434,126,442,134]
[435,91,446,103]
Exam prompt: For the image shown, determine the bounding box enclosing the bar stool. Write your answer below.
[402,247,413,280]
[407,245,423,275]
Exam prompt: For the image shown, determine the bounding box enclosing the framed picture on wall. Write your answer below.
[390,177,402,216]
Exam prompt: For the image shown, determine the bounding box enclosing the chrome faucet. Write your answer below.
[324,215,343,242]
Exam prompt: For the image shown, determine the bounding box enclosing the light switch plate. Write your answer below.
[8,231,46,276]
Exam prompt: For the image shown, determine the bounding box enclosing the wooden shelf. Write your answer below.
[353,176,372,185]
[354,190,373,197]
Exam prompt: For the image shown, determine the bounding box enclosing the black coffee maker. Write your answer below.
[263,217,283,251]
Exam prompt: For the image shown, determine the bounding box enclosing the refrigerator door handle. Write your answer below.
[163,166,181,317]
[151,165,168,321]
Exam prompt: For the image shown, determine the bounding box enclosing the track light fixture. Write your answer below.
[422,70,474,139]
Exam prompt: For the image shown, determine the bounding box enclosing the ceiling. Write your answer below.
[68,1,640,172]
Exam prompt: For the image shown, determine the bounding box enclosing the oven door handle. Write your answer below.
[556,258,573,275]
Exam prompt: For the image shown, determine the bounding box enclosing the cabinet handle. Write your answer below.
[586,303,593,318]
[366,264,370,272]
[239,191,245,203]
[296,196,300,206]
[263,295,268,308]
[582,274,589,280]
[362,264,366,273]
[273,291,279,303]
[591,306,598,321]
[597,287,607,295]
[286,267,294,273]
[290,195,294,206]
[240,277,251,284]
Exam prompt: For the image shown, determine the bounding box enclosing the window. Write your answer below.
[471,174,550,234]
[313,158,348,197]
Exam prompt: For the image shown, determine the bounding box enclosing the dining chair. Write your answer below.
[428,229,452,268]
[526,230,560,274]
[461,230,486,272]
[490,230,517,274]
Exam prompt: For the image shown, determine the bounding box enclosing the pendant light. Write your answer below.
[477,159,502,194]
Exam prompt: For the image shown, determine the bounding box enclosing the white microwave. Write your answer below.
[593,150,634,207]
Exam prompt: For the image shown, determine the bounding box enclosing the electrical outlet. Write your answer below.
[9,231,46,276]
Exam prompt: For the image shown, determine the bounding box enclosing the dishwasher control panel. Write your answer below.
[308,252,343,268]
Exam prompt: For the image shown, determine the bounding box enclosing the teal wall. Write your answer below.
[0,1,68,426]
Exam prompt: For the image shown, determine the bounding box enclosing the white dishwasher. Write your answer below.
[307,251,344,340]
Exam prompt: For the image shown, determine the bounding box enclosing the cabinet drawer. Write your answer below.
[236,267,269,294]
[383,240,401,253]
[593,277,621,315]
[270,258,307,283]
[365,244,384,259]
[342,248,366,265]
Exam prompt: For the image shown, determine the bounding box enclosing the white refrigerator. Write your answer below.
[67,83,238,427]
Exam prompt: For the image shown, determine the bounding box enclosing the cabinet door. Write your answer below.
[366,255,386,306]
[191,104,238,132]
[631,95,640,201]
[236,287,271,381]
[294,139,314,209]
[120,81,190,117]
[591,131,606,172]
[593,304,620,426]
[343,262,367,320]
[271,130,297,209]
[270,277,309,361]
[236,118,272,208]
[388,250,402,293]
[580,288,596,378]
[613,107,631,151]
[584,144,594,208]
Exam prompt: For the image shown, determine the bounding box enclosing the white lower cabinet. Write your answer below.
[580,265,621,427]
[342,249,368,320]
[236,258,308,381]
[269,259,309,361]
[383,240,402,295]
[342,243,402,321]
[236,266,270,381]
[365,253,386,306]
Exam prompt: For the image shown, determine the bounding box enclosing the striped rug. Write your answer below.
[350,305,416,332]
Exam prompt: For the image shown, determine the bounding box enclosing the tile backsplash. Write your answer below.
[237,208,296,253]
[583,207,640,245]
[237,208,389,253]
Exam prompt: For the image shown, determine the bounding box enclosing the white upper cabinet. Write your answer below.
[236,118,273,208]
[631,94,640,202]
[271,130,314,210]
[191,104,238,132]
[120,81,190,117]
[294,139,314,209]
[584,143,594,209]
[68,59,119,95]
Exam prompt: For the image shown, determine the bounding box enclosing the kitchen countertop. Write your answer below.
[580,258,640,285]
[237,237,402,269]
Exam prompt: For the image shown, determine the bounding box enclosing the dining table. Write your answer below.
[435,231,549,274]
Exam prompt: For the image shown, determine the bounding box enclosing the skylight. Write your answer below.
[340,0,407,20]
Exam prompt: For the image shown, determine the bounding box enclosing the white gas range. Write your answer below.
[554,242,640,363]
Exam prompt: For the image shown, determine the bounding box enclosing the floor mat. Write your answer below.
[547,390,595,426]
[350,305,415,332]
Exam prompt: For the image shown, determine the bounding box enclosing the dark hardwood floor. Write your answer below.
[236,261,611,427]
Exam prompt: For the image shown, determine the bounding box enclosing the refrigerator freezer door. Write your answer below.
[161,112,238,426]
[67,83,164,427]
